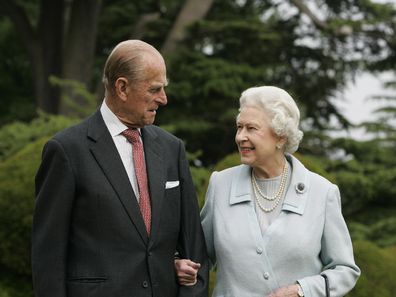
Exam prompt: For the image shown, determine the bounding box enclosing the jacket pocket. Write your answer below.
[68,276,107,283]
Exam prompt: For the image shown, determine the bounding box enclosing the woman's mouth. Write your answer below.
[239,147,254,154]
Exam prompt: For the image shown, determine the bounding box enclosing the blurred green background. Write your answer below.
[0,0,395,296]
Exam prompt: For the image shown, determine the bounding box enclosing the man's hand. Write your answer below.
[174,259,201,286]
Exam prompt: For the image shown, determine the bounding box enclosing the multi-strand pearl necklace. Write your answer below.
[251,160,289,213]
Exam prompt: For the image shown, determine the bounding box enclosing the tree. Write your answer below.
[0,18,36,125]
[161,0,215,55]
[155,0,396,163]
[1,0,396,163]
[0,0,102,114]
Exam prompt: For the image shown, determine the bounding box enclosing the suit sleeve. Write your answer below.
[176,140,209,297]
[32,139,75,297]
[297,185,361,297]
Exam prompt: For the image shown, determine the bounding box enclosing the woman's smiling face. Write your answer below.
[235,106,281,169]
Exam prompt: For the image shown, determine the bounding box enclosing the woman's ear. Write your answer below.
[114,77,129,101]
[276,136,287,150]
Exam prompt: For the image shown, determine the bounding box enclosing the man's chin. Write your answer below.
[144,118,156,126]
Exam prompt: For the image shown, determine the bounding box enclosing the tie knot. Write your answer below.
[122,129,140,144]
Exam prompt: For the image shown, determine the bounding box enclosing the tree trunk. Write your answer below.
[0,0,64,114]
[0,0,102,115]
[161,0,215,56]
[60,0,103,116]
[37,0,65,113]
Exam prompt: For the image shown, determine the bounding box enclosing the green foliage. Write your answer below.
[368,218,396,247]
[213,152,238,171]
[0,114,78,161]
[335,170,376,215]
[0,114,78,294]
[190,166,211,209]
[0,137,47,276]
[159,52,256,164]
[349,218,396,248]
[0,268,33,297]
[209,270,216,296]
[348,241,396,297]
[293,153,335,182]
[49,76,98,118]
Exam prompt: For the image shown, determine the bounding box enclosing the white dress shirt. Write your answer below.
[100,100,141,201]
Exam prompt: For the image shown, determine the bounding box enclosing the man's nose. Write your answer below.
[157,89,167,106]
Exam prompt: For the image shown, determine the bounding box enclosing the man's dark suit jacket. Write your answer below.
[32,110,208,297]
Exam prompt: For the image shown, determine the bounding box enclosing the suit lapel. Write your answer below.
[87,111,149,244]
[141,126,166,244]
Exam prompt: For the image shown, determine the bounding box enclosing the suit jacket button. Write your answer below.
[263,272,270,280]
[142,281,149,288]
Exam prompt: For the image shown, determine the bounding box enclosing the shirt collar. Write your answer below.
[100,100,141,137]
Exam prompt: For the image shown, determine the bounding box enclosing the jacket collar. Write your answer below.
[229,154,310,215]
[282,154,310,215]
[230,164,252,204]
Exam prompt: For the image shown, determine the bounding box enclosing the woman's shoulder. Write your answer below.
[308,170,335,187]
[289,154,336,190]
[211,164,247,180]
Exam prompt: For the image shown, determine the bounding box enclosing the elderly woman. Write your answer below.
[175,86,360,297]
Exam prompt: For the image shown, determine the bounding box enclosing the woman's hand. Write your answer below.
[174,259,201,286]
[266,284,301,297]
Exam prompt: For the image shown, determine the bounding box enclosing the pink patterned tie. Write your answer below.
[122,129,151,234]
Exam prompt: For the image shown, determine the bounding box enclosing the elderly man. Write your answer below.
[32,40,208,297]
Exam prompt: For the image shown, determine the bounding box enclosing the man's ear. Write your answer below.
[115,77,129,101]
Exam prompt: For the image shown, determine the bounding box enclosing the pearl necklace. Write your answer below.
[251,161,289,213]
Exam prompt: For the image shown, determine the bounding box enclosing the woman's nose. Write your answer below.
[235,130,247,142]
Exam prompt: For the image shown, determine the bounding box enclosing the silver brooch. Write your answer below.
[295,182,306,194]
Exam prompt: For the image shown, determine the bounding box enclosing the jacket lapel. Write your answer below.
[228,157,310,215]
[87,111,149,244]
[230,165,252,205]
[282,154,310,215]
[141,126,166,244]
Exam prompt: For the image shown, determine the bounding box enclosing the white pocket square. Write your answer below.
[165,181,180,189]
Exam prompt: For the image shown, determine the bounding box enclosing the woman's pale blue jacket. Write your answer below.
[201,154,360,297]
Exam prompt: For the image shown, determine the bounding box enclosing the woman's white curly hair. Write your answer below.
[239,86,304,153]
